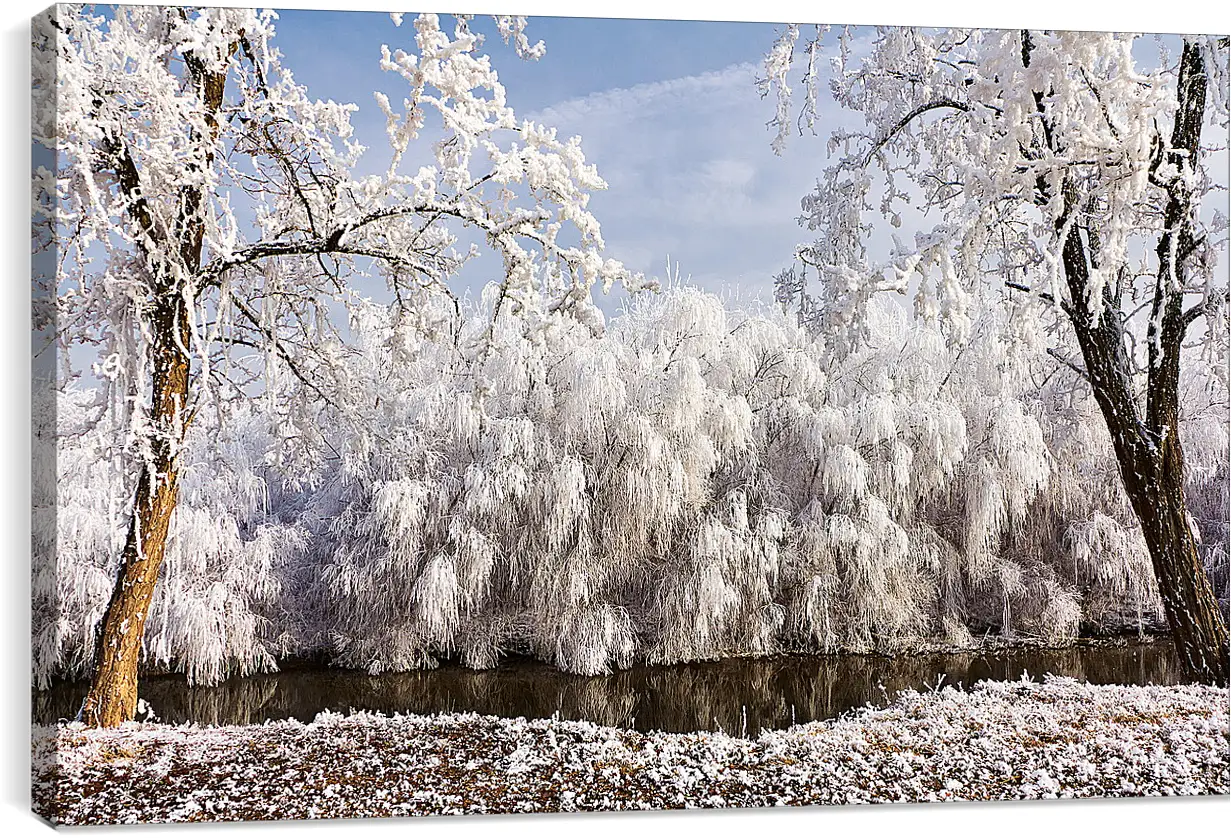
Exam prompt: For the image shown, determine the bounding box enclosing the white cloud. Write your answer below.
[530,62,762,137]
[525,61,840,309]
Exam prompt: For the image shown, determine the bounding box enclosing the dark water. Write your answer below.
[35,641,1180,736]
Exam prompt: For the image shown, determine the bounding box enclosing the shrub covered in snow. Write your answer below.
[35,285,1228,684]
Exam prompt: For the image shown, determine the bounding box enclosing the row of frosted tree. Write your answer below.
[35,282,1229,687]
[33,9,1229,724]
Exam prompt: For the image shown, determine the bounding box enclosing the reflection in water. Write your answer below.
[34,642,1179,736]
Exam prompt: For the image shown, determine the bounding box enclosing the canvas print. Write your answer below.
[30,2,1230,826]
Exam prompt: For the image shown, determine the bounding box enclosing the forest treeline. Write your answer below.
[33,286,1229,686]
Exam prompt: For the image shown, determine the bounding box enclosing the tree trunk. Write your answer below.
[1068,265,1229,685]
[1043,36,1228,687]
[1113,426,1229,685]
[78,23,229,726]
[1133,41,1228,685]
[79,296,191,727]
[1067,245,1230,685]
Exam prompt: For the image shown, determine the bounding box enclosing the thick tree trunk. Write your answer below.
[1039,36,1228,686]
[78,24,229,727]
[79,297,191,727]
[1067,241,1230,685]
[1113,430,1229,686]
[1133,41,1227,685]
[1069,271,1229,685]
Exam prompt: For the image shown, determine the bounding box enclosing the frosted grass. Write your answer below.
[32,678,1229,825]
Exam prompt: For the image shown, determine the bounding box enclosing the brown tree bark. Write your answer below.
[78,297,190,726]
[1127,41,1227,685]
[79,25,231,726]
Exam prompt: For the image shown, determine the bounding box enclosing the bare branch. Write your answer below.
[1046,347,1091,382]
[1005,280,1074,316]
[861,99,971,167]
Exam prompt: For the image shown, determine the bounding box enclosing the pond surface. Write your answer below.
[35,640,1180,736]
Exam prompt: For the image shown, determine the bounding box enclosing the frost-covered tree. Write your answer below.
[32,6,641,726]
[35,281,1227,685]
[763,27,1229,683]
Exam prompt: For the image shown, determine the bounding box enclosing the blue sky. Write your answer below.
[43,5,1230,323]
[31,3,1231,329]
[274,12,782,110]
[266,10,835,314]
[263,11,1225,324]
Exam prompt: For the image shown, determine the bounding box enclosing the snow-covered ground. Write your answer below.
[32,677,1230,825]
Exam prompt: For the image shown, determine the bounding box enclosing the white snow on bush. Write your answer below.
[34,286,1229,685]
[31,8,1229,700]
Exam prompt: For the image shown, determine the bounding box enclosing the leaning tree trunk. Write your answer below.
[1048,37,1229,686]
[79,296,191,727]
[1132,40,1228,686]
[1121,436,1229,686]
[1067,240,1230,687]
[78,27,229,727]
[1075,312,1230,686]
[1090,350,1230,685]
[1067,241,1229,685]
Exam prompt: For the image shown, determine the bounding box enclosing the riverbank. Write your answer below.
[33,638,1181,732]
[32,677,1229,825]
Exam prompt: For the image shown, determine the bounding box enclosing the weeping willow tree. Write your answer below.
[32,6,642,726]
[35,281,1228,686]
[763,26,1229,684]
